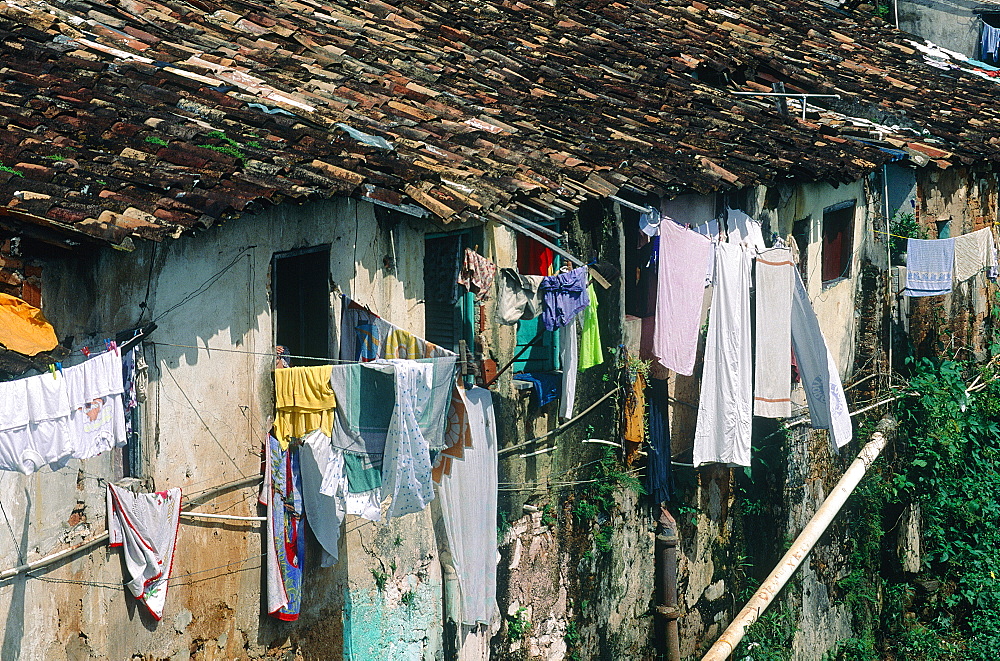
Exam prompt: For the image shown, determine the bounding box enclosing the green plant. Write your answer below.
[889,212,927,259]
[394,533,403,547]
[573,448,646,556]
[541,503,557,527]
[400,590,416,608]
[371,568,388,591]
[389,560,397,573]
[497,510,511,545]
[737,601,797,660]
[144,136,169,147]
[0,164,24,178]
[880,358,1000,658]
[508,607,530,641]
[197,130,245,160]
[565,620,581,660]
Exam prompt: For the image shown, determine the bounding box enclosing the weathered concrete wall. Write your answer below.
[0,196,455,660]
[898,0,980,58]
[911,166,999,359]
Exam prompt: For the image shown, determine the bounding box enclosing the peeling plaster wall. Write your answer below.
[0,197,452,660]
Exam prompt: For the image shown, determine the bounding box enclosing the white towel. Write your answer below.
[559,318,578,420]
[726,209,767,254]
[693,243,753,467]
[953,227,997,282]
[790,270,853,448]
[437,387,499,626]
[107,484,182,620]
[64,349,126,460]
[754,250,794,418]
[23,371,72,472]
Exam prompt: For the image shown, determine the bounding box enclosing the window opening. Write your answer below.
[979,12,1000,64]
[424,233,473,354]
[792,217,810,284]
[822,202,855,284]
[272,246,331,365]
[514,222,561,373]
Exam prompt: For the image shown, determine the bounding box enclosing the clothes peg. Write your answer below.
[55,362,62,375]
[49,364,57,379]
[81,346,90,358]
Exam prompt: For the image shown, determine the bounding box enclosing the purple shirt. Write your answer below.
[539,267,590,331]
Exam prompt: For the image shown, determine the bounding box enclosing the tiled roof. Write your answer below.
[1,0,999,246]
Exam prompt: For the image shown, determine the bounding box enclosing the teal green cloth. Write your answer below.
[579,284,604,370]
[344,453,382,493]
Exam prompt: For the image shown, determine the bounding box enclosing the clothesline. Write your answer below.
[149,342,456,364]
[0,474,266,584]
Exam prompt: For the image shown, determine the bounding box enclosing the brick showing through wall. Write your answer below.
[0,238,42,307]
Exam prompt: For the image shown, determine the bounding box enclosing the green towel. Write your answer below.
[344,452,382,493]
[579,284,604,370]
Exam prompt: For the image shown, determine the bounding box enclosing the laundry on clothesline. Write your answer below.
[905,237,955,297]
[693,242,753,467]
[273,364,336,450]
[261,434,305,620]
[456,248,497,302]
[754,249,795,419]
[107,483,182,621]
[0,345,127,474]
[437,386,499,627]
[953,226,998,282]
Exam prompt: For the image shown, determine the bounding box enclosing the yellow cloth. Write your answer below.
[273,365,336,449]
[0,293,58,356]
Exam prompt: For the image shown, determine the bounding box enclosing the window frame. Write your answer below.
[821,201,856,286]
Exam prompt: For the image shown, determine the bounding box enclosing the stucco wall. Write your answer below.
[0,196,456,660]
[898,0,981,58]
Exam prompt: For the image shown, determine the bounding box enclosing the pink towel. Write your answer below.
[653,220,713,376]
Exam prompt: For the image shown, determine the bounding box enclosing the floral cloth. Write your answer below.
[260,434,305,620]
[107,484,182,620]
[456,248,497,301]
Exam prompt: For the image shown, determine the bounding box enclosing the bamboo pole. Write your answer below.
[701,422,894,661]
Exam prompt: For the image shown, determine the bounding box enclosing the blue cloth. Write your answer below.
[516,372,561,408]
[905,237,955,297]
[647,378,673,504]
[539,267,590,331]
[982,24,1000,65]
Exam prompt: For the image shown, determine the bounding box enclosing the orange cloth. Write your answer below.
[273,365,336,450]
[623,371,646,466]
[0,293,58,356]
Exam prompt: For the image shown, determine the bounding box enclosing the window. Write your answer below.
[424,233,473,354]
[514,229,560,373]
[978,12,1000,64]
[623,206,656,319]
[272,246,331,364]
[822,202,855,284]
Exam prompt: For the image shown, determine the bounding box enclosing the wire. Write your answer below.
[149,342,457,365]
[0,502,23,564]
[152,247,254,324]
[162,367,247,479]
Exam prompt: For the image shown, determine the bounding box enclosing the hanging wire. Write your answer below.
[149,341,456,365]
[0,502,23,564]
